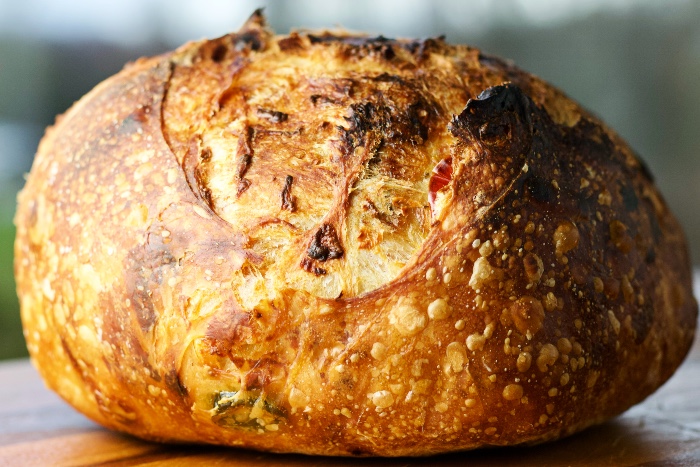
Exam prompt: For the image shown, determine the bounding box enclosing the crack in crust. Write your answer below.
[306,223,344,262]
[280,175,296,212]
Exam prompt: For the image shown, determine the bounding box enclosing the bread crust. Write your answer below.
[15,12,697,456]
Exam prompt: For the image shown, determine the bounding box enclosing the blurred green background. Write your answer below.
[1,0,699,360]
[0,179,21,359]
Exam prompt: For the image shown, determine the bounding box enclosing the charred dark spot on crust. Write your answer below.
[307,34,397,60]
[345,77,432,144]
[257,108,288,123]
[407,102,430,142]
[364,199,398,227]
[211,44,229,63]
[400,36,446,60]
[448,83,555,221]
[311,95,333,106]
[307,78,354,107]
[341,96,430,159]
[193,37,234,64]
[300,256,327,276]
[255,127,303,138]
[200,146,212,162]
[382,45,395,60]
[237,126,254,169]
[307,223,344,261]
[235,31,265,51]
[234,9,269,52]
[278,33,304,51]
[450,83,533,159]
[370,72,406,84]
[523,252,542,277]
[308,34,391,47]
[281,175,296,212]
[341,102,382,154]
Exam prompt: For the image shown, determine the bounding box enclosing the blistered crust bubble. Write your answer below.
[15,11,697,457]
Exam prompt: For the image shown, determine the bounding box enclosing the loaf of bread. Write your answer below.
[15,11,697,456]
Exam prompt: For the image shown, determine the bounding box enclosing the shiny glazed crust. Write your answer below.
[15,11,697,456]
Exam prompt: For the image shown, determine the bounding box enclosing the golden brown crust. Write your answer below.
[15,12,697,456]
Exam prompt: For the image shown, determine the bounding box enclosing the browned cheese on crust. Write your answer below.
[14,11,698,456]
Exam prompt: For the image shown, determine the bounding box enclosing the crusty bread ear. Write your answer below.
[15,11,696,457]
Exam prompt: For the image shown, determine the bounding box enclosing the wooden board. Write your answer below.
[1,334,699,466]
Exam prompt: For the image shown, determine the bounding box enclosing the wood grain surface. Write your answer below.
[0,328,698,466]
[3,266,700,466]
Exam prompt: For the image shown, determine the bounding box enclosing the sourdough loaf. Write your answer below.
[15,11,697,456]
